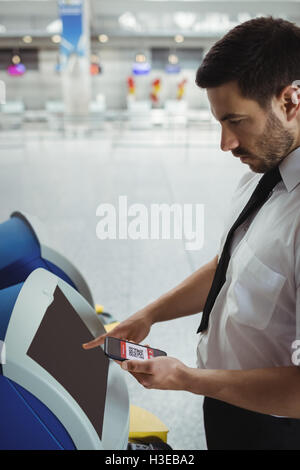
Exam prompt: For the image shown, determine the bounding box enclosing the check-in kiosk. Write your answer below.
[0,268,129,450]
[0,212,170,450]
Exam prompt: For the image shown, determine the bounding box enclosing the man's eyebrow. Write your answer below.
[220,113,247,122]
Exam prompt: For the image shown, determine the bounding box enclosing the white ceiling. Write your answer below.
[0,0,299,41]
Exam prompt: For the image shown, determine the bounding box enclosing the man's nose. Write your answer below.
[220,127,239,152]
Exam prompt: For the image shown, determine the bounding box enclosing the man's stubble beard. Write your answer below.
[250,110,295,173]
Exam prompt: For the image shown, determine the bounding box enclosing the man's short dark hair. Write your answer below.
[196,17,300,108]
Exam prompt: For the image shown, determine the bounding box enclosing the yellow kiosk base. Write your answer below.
[129,405,168,443]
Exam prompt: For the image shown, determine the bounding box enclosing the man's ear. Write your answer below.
[278,84,300,122]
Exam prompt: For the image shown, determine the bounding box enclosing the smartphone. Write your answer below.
[104,336,167,362]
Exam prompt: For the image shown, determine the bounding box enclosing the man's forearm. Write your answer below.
[184,366,300,418]
[145,255,218,324]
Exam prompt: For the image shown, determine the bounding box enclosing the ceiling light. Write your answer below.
[98,34,108,43]
[119,12,140,31]
[12,55,21,64]
[168,54,178,64]
[51,35,61,44]
[193,13,236,34]
[174,12,196,29]
[174,34,184,44]
[23,35,32,44]
[135,53,146,63]
[46,19,62,34]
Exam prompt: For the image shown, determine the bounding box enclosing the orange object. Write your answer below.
[150,78,161,103]
[177,79,187,100]
[127,76,136,95]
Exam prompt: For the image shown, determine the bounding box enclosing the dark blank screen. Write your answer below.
[27,286,109,441]
[0,49,39,70]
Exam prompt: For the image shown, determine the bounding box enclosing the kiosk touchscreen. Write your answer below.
[27,286,108,441]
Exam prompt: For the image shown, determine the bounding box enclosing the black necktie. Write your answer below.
[197,165,282,333]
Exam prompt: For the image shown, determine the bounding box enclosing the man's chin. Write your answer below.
[241,158,264,173]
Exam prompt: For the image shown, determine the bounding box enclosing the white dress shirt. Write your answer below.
[197,146,300,371]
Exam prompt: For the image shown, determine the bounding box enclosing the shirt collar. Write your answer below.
[279,146,300,193]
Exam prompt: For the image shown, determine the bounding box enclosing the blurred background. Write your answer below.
[0,0,296,450]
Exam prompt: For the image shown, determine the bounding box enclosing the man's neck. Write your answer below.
[288,130,300,156]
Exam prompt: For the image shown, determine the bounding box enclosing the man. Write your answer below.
[84,17,300,449]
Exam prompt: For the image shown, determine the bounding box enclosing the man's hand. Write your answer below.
[82,308,153,350]
[120,356,189,391]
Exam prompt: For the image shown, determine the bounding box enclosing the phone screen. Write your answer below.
[105,337,166,361]
[120,340,154,361]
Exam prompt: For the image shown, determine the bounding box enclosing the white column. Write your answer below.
[59,0,91,134]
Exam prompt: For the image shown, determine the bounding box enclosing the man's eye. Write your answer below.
[229,120,242,125]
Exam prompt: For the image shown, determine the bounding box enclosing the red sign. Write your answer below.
[120,341,127,359]
[147,348,154,359]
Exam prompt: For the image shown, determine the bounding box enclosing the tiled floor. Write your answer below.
[0,124,247,450]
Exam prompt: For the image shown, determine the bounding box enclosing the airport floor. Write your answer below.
[0,122,247,450]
